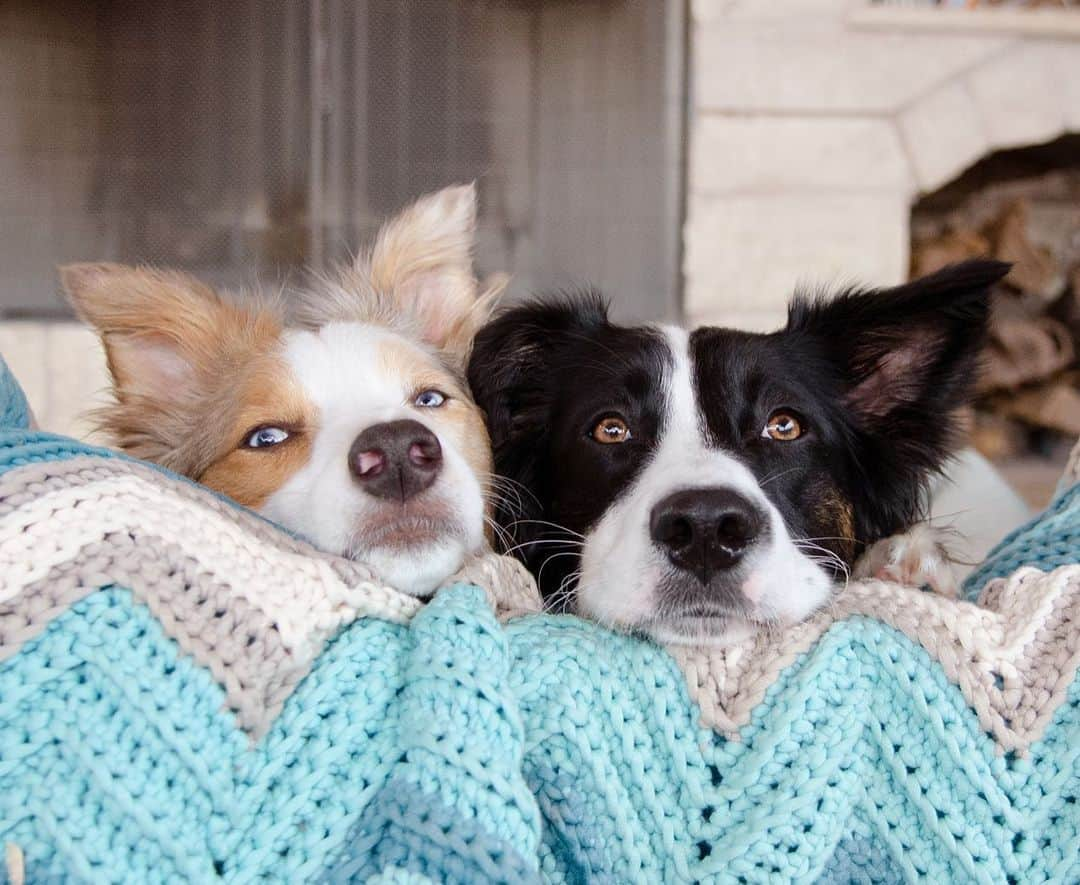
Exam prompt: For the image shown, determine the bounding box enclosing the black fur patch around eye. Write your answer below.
[468,293,673,600]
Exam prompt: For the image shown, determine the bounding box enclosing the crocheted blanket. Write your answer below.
[1,353,1078,884]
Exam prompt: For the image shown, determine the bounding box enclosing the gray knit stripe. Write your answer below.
[0,455,421,738]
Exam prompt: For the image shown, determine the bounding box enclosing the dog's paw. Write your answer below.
[853,523,959,597]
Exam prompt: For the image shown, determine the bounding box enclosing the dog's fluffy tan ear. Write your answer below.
[59,263,280,467]
[62,263,242,402]
[367,183,505,356]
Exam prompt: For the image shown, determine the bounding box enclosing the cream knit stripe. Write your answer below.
[453,553,543,621]
[0,475,422,652]
[0,456,538,622]
[672,564,1080,753]
[0,457,367,583]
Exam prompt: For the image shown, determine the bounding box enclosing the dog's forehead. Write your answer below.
[556,321,670,381]
[688,325,827,410]
[282,322,452,409]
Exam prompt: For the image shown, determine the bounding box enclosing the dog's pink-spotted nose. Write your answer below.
[348,419,442,502]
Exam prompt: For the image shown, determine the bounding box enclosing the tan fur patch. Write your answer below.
[379,337,493,515]
[196,355,317,510]
[816,488,857,562]
[294,184,505,366]
[60,263,293,481]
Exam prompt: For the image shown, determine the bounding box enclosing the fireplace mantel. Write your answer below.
[849,7,1080,40]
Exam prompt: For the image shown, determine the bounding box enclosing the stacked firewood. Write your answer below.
[912,198,1080,459]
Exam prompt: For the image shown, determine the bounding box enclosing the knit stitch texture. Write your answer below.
[0,360,1077,884]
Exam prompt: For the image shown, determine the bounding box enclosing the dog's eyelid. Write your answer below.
[411,388,451,408]
[585,408,631,425]
[765,405,806,423]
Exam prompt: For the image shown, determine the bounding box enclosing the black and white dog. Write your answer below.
[468,260,1010,645]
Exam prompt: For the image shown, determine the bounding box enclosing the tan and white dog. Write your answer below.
[62,184,504,595]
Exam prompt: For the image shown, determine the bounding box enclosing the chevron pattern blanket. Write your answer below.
[1,354,1078,884]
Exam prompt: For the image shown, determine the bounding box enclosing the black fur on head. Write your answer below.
[468,260,1007,606]
[467,291,629,594]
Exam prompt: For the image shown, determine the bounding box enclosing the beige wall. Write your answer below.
[685,0,1080,331]
[0,322,108,441]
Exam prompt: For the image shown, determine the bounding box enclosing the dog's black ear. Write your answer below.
[468,292,609,452]
[788,259,1008,536]
[789,259,1006,428]
[467,293,609,548]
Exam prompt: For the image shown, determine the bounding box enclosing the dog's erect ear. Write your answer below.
[467,293,608,547]
[61,262,276,402]
[60,262,280,468]
[468,293,608,453]
[788,259,1007,538]
[789,260,1006,429]
[367,183,506,357]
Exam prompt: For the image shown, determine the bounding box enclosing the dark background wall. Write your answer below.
[0,0,686,322]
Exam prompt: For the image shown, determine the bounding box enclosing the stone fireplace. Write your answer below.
[684,0,1080,331]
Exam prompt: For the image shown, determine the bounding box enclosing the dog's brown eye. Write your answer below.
[592,416,631,444]
[763,412,802,441]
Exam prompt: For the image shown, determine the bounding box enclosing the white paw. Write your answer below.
[853,523,959,597]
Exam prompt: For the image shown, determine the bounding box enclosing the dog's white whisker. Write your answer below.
[759,466,802,488]
[503,537,585,555]
[506,518,586,540]
[536,550,583,585]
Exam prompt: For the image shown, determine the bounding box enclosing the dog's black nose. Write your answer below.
[650,488,766,583]
[349,419,442,501]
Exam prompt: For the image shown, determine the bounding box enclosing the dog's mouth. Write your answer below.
[345,502,466,557]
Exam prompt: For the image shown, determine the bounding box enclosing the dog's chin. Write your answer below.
[576,553,834,648]
[634,604,769,647]
[357,534,470,597]
[346,508,476,597]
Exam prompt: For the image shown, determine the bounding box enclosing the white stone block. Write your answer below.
[0,322,48,425]
[683,193,910,327]
[899,80,991,195]
[694,20,1008,114]
[693,0,857,25]
[967,43,1068,152]
[44,322,109,442]
[1043,41,1080,132]
[691,116,912,195]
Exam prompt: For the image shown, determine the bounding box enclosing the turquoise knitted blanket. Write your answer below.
[1,353,1078,884]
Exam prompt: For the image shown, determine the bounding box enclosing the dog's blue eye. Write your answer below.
[246,427,290,448]
[414,389,447,408]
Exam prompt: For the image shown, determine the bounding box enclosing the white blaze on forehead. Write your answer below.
[574,325,831,645]
[649,327,764,497]
[282,322,423,419]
